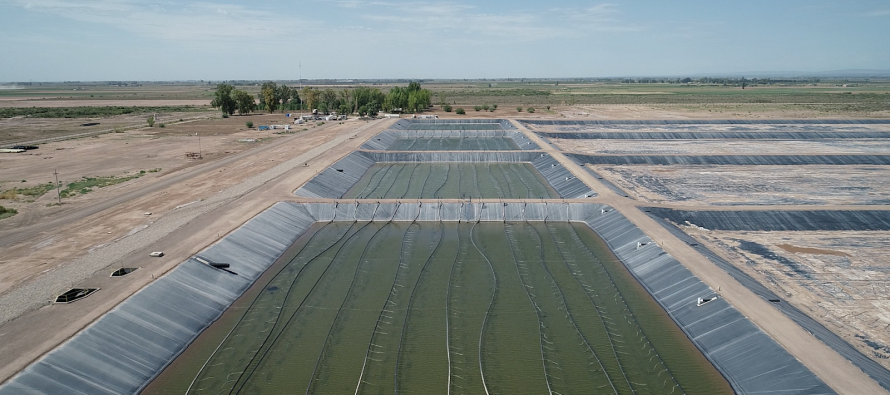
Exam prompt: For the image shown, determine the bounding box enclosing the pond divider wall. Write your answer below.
[294,151,595,199]
[360,130,539,151]
[646,208,890,231]
[390,118,516,130]
[537,130,890,140]
[567,153,890,166]
[521,119,890,126]
[0,202,832,394]
[644,207,890,390]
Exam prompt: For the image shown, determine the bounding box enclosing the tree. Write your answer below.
[527,107,535,113]
[233,89,256,115]
[443,104,452,112]
[474,105,482,111]
[246,121,254,128]
[516,106,523,112]
[338,104,350,116]
[317,102,329,114]
[261,82,279,113]
[358,105,368,117]
[302,87,320,111]
[210,83,236,116]
[455,108,465,115]
[277,85,291,106]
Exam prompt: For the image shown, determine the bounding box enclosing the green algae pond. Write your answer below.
[343,163,558,200]
[144,221,731,395]
[387,137,520,151]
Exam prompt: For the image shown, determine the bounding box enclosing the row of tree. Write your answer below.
[211,82,433,116]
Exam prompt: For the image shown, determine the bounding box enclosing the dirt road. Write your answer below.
[511,119,890,395]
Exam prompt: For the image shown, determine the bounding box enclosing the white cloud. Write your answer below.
[3,0,321,43]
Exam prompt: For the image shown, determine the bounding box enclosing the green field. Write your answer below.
[342,163,558,199]
[387,137,519,151]
[146,221,732,395]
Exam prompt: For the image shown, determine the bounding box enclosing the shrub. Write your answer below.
[0,205,17,219]
[222,113,229,118]
[527,107,535,113]
[492,104,498,109]
[146,117,155,127]
[455,108,466,115]
[158,123,165,128]
[546,105,551,110]
[246,121,254,128]
[482,104,490,111]
[443,104,452,112]
[516,107,523,112]
[474,106,482,111]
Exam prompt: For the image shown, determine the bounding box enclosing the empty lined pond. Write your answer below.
[147,221,730,395]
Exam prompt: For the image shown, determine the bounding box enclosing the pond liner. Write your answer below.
[294,151,595,199]
[643,208,890,391]
[537,130,890,140]
[359,130,539,151]
[567,152,890,166]
[0,202,833,394]
[521,119,890,126]
[644,208,890,231]
[389,118,516,130]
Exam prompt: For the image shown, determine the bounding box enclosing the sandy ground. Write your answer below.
[592,165,890,206]
[0,115,391,383]
[512,120,889,395]
[682,228,890,371]
[0,112,887,394]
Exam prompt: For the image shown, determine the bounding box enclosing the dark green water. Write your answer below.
[387,137,519,151]
[145,222,731,395]
[342,163,558,199]
[406,124,504,131]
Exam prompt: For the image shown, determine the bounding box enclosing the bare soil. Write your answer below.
[686,229,890,371]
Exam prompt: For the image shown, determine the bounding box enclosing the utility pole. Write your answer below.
[299,61,303,118]
[197,132,202,159]
[53,169,61,204]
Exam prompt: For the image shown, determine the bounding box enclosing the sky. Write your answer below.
[1,0,889,81]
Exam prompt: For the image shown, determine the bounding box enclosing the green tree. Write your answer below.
[338,104,350,116]
[455,108,465,114]
[210,83,236,116]
[474,105,482,111]
[317,102,329,114]
[443,104,452,112]
[358,105,368,117]
[516,106,523,112]
[246,121,254,128]
[527,107,535,113]
[261,82,279,113]
[233,89,257,115]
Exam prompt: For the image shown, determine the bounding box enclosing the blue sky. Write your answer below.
[1,0,889,81]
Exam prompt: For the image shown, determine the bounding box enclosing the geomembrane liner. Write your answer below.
[360,130,538,151]
[295,151,594,199]
[644,209,890,391]
[567,153,890,166]
[0,202,832,395]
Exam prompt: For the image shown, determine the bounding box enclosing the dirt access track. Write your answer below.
[0,115,394,383]
[0,111,886,395]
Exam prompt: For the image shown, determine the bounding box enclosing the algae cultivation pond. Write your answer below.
[343,163,559,199]
[387,136,520,151]
[146,221,731,395]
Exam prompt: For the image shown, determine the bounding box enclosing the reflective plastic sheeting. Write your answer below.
[1,202,834,395]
